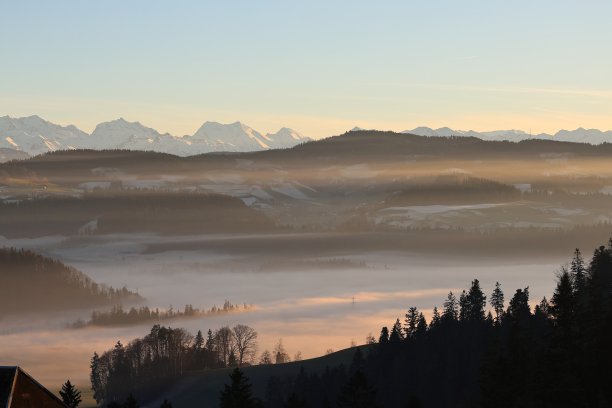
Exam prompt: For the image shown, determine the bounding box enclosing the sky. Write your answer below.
[1,0,611,138]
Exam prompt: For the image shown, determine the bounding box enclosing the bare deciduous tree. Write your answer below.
[273,339,290,364]
[259,350,272,365]
[215,326,234,367]
[232,324,258,366]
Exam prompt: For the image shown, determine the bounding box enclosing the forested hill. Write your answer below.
[3,130,612,176]
[0,191,277,238]
[0,247,140,316]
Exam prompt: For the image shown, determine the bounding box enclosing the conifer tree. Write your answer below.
[430,307,441,328]
[337,371,380,408]
[219,368,262,408]
[160,400,173,408]
[490,282,505,324]
[416,313,428,335]
[485,311,494,326]
[459,290,469,321]
[551,268,574,333]
[349,348,366,375]
[193,330,204,351]
[59,380,82,408]
[442,292,459,322]
[378,327,389,344]
[570,248,586,295]
[90,352,103,405]
[404,307,419,339]
[466,279,486,322]
[507,287,530,322]
[389,318,404,342]
[534,296,550,320]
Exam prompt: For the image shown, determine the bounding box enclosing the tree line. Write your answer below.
[90,323,260,405]
[260,241,612,407]
[72,301,250,328]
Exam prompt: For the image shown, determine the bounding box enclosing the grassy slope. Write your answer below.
[147,346,365,408]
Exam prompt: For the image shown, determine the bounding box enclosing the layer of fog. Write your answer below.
[0,233,566,391]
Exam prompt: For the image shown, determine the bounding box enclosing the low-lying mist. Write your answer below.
[0,232,564,390]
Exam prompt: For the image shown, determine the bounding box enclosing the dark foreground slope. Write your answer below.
[146,347,360,408]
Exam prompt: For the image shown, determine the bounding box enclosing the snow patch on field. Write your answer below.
[600,186,612,195]
[271,183,311,200]
[79,181,112,191]
[380,203,504,216]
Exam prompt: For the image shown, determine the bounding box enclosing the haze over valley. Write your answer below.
[2,1,612,407]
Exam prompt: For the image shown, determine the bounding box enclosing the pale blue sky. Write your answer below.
[1,0,611,137]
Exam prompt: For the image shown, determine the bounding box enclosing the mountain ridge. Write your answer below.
[399,125,612,144]
[0,115,311,158]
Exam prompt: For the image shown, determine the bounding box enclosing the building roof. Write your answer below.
[0,367,17,408]
[0,366,67,408]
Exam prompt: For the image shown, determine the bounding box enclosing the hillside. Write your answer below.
[0,191,277,238]
[0,248,140,316]
[146,347,360,407]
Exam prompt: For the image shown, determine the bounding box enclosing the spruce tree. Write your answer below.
[90,352,103,405]
[404,307,419,339]
[59,380,82,408]
[160,399,173,408]
[459,290,469,321]
[337,371,380,408]
[466,279,486,322]
[551,268,575,334]
[416,313,428,335]
[570,248,586,295]
[194,330,204,351]
[442,291,459,322]
[219,368,262,408]
[507,287,530,322]
[430,307,441,329]
[378,327,389,344]
[389,318,404,342]
[490,281,505,324]
[534,296,550,320]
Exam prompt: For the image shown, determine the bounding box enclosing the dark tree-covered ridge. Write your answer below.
[264,239,612,408]
[0,247,140,316]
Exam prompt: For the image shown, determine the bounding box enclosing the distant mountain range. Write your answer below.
[399,126,612,144]
[2,115,611,161]
[0,115,311,158]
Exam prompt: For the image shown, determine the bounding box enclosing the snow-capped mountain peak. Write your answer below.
[0,115,87,155]
[266,127,311,149]
[0,115,311,158]
[190,121,272,151]
[403,126,612,144]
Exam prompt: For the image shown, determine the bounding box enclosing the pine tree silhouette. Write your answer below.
[59,380,82,408]
[337,371,380,408]
[490,281,505,324]
[219,368,263,408]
